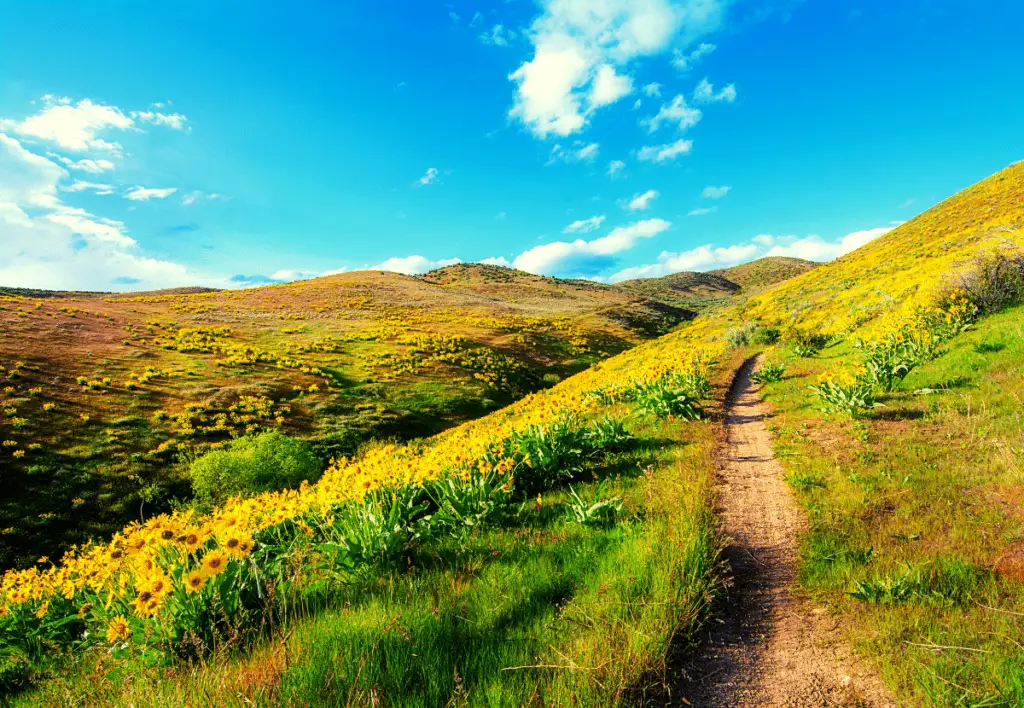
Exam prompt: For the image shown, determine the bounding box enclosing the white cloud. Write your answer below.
[607,159,626,177]
[636,138,693,163]
[470,12,484,28]
[131,110,188,130]
[182,190,223,205]
[0,96,133,153]
[495,211,507,220]
[373,255,462,275]
[644,94,703,133]
[508,0,726,139]
[64,180,115,195]
[54,155,115,173]
[547,141,600,165]
[479,256,512,267]
[642,82,662,97]
[609,226,895,282]
[693,78,736,104]
[124,186,177,201]
[416,167,439,186]
[481,24,517,46]
[588,64,633,110]
[511,218,671,277]
[0,133,222,291]
[702,185,731,198]
[563,214,606,233]
[449,11,460,22]
[672,42,716,72]
[687,206,717,216]
[628,189,659,211]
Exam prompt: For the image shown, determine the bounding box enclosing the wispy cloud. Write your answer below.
[643,94,703,133]
[702,185,731,198]
[636,139,693,163]
[124,186,177,201]
[563,215,606,233]
[416,167,439,186]
[672,42,716,72]
[607,159,626,177]
[627,190,659,211]
[693,78,737,104]
[688,206,717,216]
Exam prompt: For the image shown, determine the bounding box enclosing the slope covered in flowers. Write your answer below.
[1,161,1022,704]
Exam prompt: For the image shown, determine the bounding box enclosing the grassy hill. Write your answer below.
[0,265,688,568]
[710,255,819,289]
[1,161,1023,706]
[615,256,818,311]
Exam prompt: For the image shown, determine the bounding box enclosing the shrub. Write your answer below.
[790,329,830,357]
[726,323,758,348]
[632,378,704,420]
[565,480,623,527]
[937,248,1024,315]
[189,431,322,507]
[750,327,781,345]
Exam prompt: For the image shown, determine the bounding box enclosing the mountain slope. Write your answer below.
[0,266,688,567]
[710,256,818,290]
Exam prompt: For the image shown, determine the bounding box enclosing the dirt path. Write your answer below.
[680,356,896,707]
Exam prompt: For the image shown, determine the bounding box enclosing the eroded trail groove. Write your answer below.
[682,356,895,707]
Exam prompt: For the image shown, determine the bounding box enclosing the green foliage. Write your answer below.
[424,469,515,537]
[189,432,322,507]
[750,326,781,345]
[564,481,623,527]
[808,374,878,416]
[850,558,985,607]
[631,378,704,420]
[751,359,786,384]
[790,329,830,357]
[726,322,758,348]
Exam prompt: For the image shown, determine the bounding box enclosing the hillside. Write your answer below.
[2,161,1024,705]
[615,256,817,310]
[709,255,819,289]
[0,266,688,568]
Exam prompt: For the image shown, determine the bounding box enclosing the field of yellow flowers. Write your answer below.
[0,161,1021,705]
[0,265,689,568]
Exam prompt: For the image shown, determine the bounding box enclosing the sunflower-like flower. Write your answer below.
[105,615,131,643]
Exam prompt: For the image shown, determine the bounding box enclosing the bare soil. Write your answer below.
[680,356,897,706]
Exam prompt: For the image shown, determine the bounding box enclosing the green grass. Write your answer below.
[762,303,1024,705]
[9,414,720,707]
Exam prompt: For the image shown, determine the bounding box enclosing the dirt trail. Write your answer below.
[681,356,896,707]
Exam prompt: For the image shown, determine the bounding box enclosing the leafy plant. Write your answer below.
[751,360,786,384]
[808,372,878,416]
[565,481,623,527]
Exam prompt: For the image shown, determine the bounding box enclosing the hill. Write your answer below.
[615,256,817,310]
[709,256,818,289]
[2,162,1023,705]
[0,266,688,567]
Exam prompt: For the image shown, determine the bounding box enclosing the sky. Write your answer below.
[1,0,1022,291]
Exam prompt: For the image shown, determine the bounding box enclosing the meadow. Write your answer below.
[0,161,1021,705]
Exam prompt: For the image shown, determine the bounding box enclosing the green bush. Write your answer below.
[189,431,322,507]
[750,327,781,345]
[937,248,1024,315]
[751,359,786,384]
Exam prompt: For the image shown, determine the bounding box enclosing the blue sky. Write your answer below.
[1,0,1022,290]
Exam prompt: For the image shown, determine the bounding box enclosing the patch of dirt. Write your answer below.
[678,356,897,706]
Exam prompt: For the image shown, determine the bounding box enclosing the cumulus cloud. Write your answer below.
[607,159,626,177]
[0,96,133,153]
[372,255,462,275]
[609,226,895,282]
[636,138,693,163]
[563,215,606,233]
[509,218,671,277]
[672,42,716,72]
[508,0,727,138]
[627,189,659,211]
[701,185,731,198]
[693,78,737,104]
[416,167,439,186]
[124,186,177,201]
[588,64,634,110]
[0,133,221,291]
[643,94,703,133]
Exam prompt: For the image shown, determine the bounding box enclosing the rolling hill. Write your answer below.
[0,266,689,567]
[2,161,1023,706]
[615,256,818,310]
